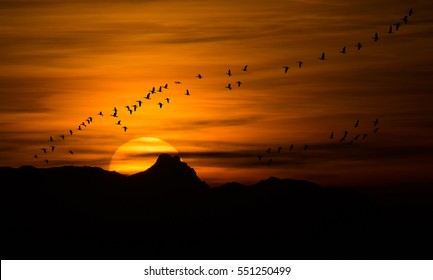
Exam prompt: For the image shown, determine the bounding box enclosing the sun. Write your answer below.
[109,137,178,175]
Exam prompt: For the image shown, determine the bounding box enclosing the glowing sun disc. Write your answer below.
[109,137,178,175]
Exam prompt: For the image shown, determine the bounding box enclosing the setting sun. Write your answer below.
[109,137,178,175]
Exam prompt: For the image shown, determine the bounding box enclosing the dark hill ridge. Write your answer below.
[1,154,432,260]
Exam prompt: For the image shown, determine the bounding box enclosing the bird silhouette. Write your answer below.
[110,112,118,118]
[401,16,408,24]
[158,102,163,108]
[185,89,190,96]
[408,8,414,16]
[226,83,232,90]
[132,104,138,111]
[115,120,121,125]
[373,32,380,42]
[122,126,128,132]
[340,131,349,142]
[297,61,303,68]
[165,98,170,103]
[356,42,363,51]
[362,133,368,140]
[196,74,203,79]
[266,148,271,153]
[394,22,401,31]
[33,154,38,159]
[319,52,325,60]
[41,148,47,154]
[158,86,163,92]
[80,122,86,127]
[282,66,290,73]
[44,159,49,164]
[113,107,118,113]
[69,150,74,155]
[289,144,294,151]
[78,125,82,131]
[277,146,282,153]
[353,135,361,141]
[340,46,347,54]
[174,81,182,84]
[387,25,393,34]
[373,118,379,127]
[373,127,380,133]
[124,105,130,110]
[136,100,142,107]
[69,130,73,135]
[226,69,232,76]
[145,93,151,100]
[236,81,242,87]
[242,65,248,71]
[150,87,155,94]
[60,134,65,140]
[49,136,53,142]
[329,131,334,139]
[98,111,103,116]
[347,139,354,145]
[164,83,169,89]
[50,146,55,152]
[355,120,359,128]
[128,109,133,115]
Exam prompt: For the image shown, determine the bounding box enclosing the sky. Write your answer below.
[1,0,432,187]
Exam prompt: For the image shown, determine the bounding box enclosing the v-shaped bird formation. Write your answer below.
[33,8,414,168]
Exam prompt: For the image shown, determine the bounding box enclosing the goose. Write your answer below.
[242,65,248,71]
[282,66,290,73]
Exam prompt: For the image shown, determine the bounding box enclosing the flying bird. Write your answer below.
[329,131,334,139]
[33,154,38,159]
[340,131,349,142]
[373,118,379,127]
[98,111,103,116]
[44,159,49,164]
[145,93,151,100]
[347,139,354,145]
[319,52,325,60]
[225,83,232,90]
[297,61,303,68]
[394,22,401,31]
[401,16,408,24]
[277,146,282,153]
[226,69,232,76]
[356,42,363,51]
[49,136,53,142]
[50,146,55,152]
[41,148,47,154]
[355,120,359,128]
[78,125,82,131]
[362,134,368,140]
[236,81,242,87]
[164,83,169,89]
[408,8,414,16]
[150,87,155,94]
[289,144,294,151]
[373,127,380,133]
[69,129,73,135]
[122,126,128,132]
[387,25,393,34]
[266,148,271,153]
[127,109,133,115]
[113,107,118,113]
[110,112,118,118]
[353,135,361,141]
[340,46,347,54]
[132,104,137,111]
[115,120,121,125]
[60,134,65,140]
[373,32,380,42]
[158,86,163,92]
[196,74,203,79]
[282,66,290,73]
[80,122,86,127]
[69,150,74,155]
[158,102,163,108]
[185,89,190,96]
[165,98,170,103]
[136,100,142,107]
[174,81,182,84]
[242,65,248,71]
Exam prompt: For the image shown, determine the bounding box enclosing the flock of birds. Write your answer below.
[33,7,414,167]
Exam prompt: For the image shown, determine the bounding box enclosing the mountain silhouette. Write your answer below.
[1,154,432,260]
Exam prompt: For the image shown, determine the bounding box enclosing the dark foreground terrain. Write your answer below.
[1,154,432,259]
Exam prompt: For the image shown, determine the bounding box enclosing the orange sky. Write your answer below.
[1,0,432,187]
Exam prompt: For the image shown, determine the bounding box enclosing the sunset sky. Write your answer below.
[1,0,432,187]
